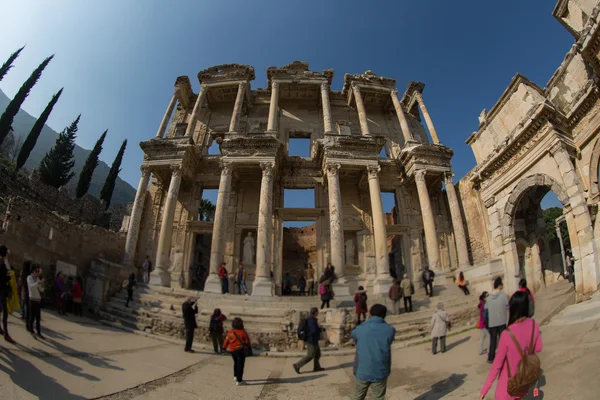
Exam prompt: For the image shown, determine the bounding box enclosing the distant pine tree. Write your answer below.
[76,130,107,198]
[38,114,80,188]
[100,139,127,209]
[0,55,53,147]
[16,88,63,171]
[0,45,25,82]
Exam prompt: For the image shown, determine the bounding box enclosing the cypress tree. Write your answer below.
[100,139,127,209]
[38,114,80,187]
[0,45,25,82]
[76,130,107,198]
[16,88,63,171]
[0,55,54,147]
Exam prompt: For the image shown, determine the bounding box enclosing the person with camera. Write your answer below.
[27,264,45,339]
[182,297,198,353]
[293,307,325,374]
[0,245,14,343]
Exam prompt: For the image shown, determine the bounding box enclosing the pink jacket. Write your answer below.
[480,318,542,399]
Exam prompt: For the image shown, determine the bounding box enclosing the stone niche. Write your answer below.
[239,228,257,266]
[344,231,359,266]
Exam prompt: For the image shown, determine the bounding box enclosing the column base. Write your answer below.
[372,276,393,295]
[149,269,171,287]
[203,274,222,294]
[251,277,274,297]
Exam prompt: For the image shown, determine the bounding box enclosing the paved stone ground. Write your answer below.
[0,284,597,399]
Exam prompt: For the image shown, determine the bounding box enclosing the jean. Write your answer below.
[320,300,330,309]
[211,332,224,353]
[351,378,387,400]
[56,293,65,314]
[458,284,470,295]
[296,343,321,371]
[143,271,149,284]
[307,280,315,296]
[0,293,8,334]
[356,312,366,323]
[391,299,400,315]
[487,325,506,362]
[432,336,446,354]
[403,296,413,312]
[29,300,41,334]
[231,349,246,382]
[185,328,195,351]
[238,280,247,295]
[125,289,133,307]
[220,278,229,294]
[424,281,433,296]
[479,328,490,354]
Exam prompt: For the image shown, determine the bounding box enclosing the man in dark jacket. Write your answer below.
[293,307,324,374]
[0,245,14,343]
[421,266,435,297]
[182,297,198,353]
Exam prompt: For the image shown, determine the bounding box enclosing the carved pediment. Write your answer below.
[266,61,334,86]
[197,64,255,84]
[342,70,396,96]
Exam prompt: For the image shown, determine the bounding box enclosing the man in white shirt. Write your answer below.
[27,265,45,339]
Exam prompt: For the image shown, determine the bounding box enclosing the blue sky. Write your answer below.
[0,0,572,214]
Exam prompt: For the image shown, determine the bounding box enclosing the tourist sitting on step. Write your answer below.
[457,271,470,296]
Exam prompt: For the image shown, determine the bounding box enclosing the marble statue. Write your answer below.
[243,232,256,265]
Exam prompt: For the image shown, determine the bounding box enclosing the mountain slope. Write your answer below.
[0,89,135,205]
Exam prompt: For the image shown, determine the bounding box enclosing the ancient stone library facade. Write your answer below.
[123,0,600,298]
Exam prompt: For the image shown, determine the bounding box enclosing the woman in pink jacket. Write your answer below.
[480,290,543,399]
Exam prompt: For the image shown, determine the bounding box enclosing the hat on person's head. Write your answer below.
[0,245,7,258]
[369,304,387,319]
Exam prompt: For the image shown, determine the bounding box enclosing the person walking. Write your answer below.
[218,262,229,294]
[72,277,83,317]
[306,263,315,296]
[55,271,67,315]
[421,265,435,297]
[431,302,450,354]
[142,256,152,284]
[237,263,248,295]
[27,265,45,339]
[350,304,396,400]
[125,273,136,308]
[388,279,402,315]
[0,245,15,343]
[486,277,509,363]
[478,291,490,355]
[518,278,535,317]
[209,308,227,354]
[354,286,368,324]
[457,271,470,295]
[182,297,198,353]
[20,261,31,323]
[223,317,251,386]
[293,307,324,374]
[480,291,543,399]
[400,273,413,313]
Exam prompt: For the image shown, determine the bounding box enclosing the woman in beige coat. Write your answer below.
[430,302,450,354]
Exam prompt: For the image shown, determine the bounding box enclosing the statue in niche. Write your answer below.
[243,232,256,265]
[345,237,356,265]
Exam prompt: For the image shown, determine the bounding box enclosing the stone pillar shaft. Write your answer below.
[326,163,345,276]
[267,81,279,132]
[185,86,207,137]
[151,166,182,286]
[156,90,178,138]
[556,224,567,276]
[415,170,440,270]
[229,83,246,133]
[444,174,470,268]
[367,166,391,293]
[353,86,370,136]
[253,161,275,296]
[123,167,151,266]
[415,93,440,144]
[321,81,333,134]
[391,90,413,142]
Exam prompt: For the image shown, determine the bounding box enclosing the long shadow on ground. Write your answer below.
[414,373,467,400]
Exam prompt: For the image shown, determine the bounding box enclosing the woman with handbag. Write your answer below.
[223,317,251,386]
[478,292,490,355]
[430,302,450,354]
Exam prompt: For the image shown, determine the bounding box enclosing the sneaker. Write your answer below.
[236,381,244,386]
[313,367,325,372]
[37,333,46,340]
[233,376,237,382]
[293,364,301,374]
[4,335,15,344]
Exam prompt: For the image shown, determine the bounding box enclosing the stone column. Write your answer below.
[367,165,392,294]
[155,89,179,139]
[326,163,349,295]
[229,82,246,133]
[415,92,440,144]
[204,162,234,293]
[253,161,275,296]
[123,166,151,267]
[444,173,470,268]
[414,169,441,270]
[556,223,567,276]
[321,81,334,134]
[352,85,370,136]
[150,165,183,287]
[391,90,413,143]
[185,86,207,137]
[267,81,280,133]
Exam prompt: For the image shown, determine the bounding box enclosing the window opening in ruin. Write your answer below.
[379,145,388,158]
[284,188,315,208]
[208,139,221,155]
[381,192,396,224]
[288,138,311,158]
[282,220,315,296]
[198,189,218,221]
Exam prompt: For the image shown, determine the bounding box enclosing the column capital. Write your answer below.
[443,172,455,185]
[414,91,424,103]
[352,84,361,94]
[271,80,280,89]
[415,169,427,183]
[367,164,381,178]
[170,164,182,177]
[238,82,246,90]
[140,165,151,175]
[220,160,234,175]
[390,89,399,97]
[326,162,341,177]
[260,161,276,177]
[320,80,329,90]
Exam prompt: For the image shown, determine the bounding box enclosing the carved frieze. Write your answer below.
[266,61,334,86]
[220,135,283,158]
[319,134,387,161]
[342,70,396,96]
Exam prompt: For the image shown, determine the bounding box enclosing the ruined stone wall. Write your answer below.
[456,174,490,263]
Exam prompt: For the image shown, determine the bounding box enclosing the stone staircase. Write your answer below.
[98,282,478,351]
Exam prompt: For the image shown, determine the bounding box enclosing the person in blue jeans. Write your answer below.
[351,303,396,400]
[237,263,247,295]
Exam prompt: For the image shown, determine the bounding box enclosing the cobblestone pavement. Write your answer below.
[0,291,598,399]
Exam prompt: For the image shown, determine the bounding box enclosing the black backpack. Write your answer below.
[297,318,308,341]
[358,293,367,309]
[209,316,220,333]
